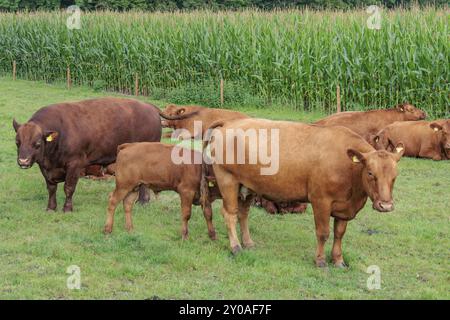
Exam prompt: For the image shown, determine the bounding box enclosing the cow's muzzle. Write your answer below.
[18,158,32,169]
[373,200,394,212]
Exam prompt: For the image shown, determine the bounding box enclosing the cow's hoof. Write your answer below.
[243,240,255,249]
[315,260,327,268]
[181,234,189,241]
[46,207,56,212]
[231,245,242,255]
[208,231,217,241]
[126,226,134,233]
[104,226,112,234]
[334,261,348,268]
[63,206,73,213]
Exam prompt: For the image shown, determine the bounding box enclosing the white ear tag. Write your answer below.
[396,146,404,153]
[352,156,360,163]
[433,127,439,132]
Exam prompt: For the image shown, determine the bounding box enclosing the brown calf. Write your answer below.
[372,119,450,160]
[253,197,308,214]
[203,119,404,267]
[104,142,220,240]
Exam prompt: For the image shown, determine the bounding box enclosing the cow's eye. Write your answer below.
[368,171,374,178]
[34,142,41,148]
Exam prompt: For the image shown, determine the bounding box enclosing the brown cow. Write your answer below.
[81,163,116,180]
[253,197,308,214]
[202,119,404,267]
[160,104,309,214]
[314,103,426,142]
[104,142,220,240]
[372,120,450,160]
[160,104,249,139]
[13,98,161,212]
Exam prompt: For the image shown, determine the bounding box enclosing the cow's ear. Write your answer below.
[369,134,380,146]
[177,108,186,115]
[347,149,366,165]
[13,119,20,132]
[430,123,443,132]
[391,142,405,161]
[44,131,59,143]
[397,104,405,112]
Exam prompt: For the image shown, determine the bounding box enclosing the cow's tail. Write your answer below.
[156,106,200,120]
[199,120,225,209]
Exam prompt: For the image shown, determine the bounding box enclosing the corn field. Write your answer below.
[0,8,448,116]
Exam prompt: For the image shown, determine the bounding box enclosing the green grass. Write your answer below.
[0,8,448,116]
[0,77,449,299]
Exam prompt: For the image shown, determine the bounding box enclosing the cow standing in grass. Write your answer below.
[13,97,161,212]
[202,118,404,267]
[104,142,221,240]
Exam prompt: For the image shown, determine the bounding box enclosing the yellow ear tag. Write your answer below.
[433,127,439,132]
[46,135,53,142]
[396,146,404,153]
[208,181,214,187]
[352,156,360,163]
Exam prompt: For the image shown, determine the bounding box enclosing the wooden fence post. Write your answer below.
[135,73,139,96]
[336,84,341,113]
[12,60,16,80]
[66,66,71,89]
[220,78,224,106]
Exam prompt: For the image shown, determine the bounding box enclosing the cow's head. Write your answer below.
[13,119,58,169]
[347,143,404,212]
[160,104,186,128]
[430,121,450,159]
[396,103,426,120]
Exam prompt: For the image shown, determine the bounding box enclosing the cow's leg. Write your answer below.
[202,203,216,240]
[123,191,138,232]
[213,165,241,254]
[238,196,255,248]
[419,146,441,160]
[179,189,195,240]
[45,180,58,211]
[312,201,331,267]
[221,190,241,253]
[63,162,83,212]
[104,188,130,234]
[331,218,348,268]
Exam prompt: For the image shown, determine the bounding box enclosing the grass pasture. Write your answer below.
[0,77,448,299]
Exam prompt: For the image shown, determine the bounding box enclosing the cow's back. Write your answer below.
[211,119,371,201]
[315,110,405,140]
[182,107,249,135]
[116,142,201,189]
[30,98,161,165]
